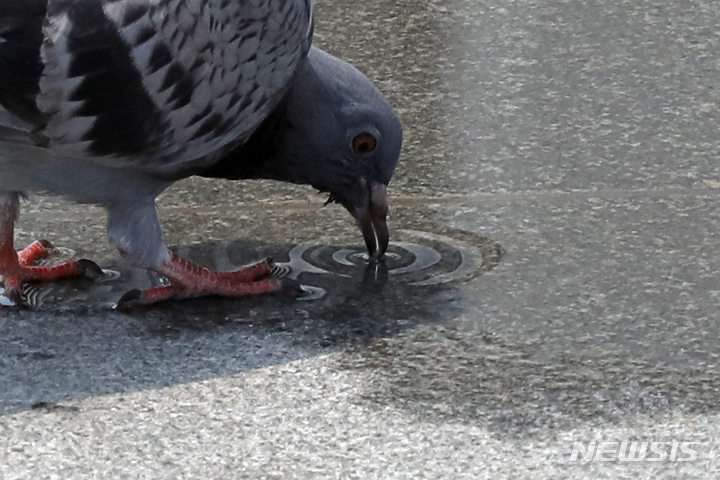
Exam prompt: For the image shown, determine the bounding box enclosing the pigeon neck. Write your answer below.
[198,104,289,182]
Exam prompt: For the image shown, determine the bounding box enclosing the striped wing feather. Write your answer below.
[0,0,313,173]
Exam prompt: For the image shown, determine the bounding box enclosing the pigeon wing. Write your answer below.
[31,0,313,174]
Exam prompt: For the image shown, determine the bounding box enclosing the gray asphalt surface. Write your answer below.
[3,0,720,478]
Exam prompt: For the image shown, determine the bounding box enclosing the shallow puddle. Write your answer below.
[0,229,504,314]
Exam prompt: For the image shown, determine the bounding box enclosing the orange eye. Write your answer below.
[352,132,378,154]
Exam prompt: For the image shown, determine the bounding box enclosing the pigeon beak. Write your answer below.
[357,183,390,259]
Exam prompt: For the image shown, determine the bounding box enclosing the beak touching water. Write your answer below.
[356,183,390,259]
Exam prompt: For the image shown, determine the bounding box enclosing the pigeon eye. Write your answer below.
[352,132,378,155]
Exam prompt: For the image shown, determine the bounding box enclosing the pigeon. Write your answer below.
[0,0,402,306]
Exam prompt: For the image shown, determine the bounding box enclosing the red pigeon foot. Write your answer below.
[1,239,103,305]
[117,252,302,306]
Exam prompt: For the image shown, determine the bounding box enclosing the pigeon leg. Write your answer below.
[119,251,300,305]
[0,192,102,304]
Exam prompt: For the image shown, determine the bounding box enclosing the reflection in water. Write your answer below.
[120,231,502,345]
[284,229,495,287]
[4,231,503,342]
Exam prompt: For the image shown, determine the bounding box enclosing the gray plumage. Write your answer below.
[0,0,401,280]
[36,0,312,171]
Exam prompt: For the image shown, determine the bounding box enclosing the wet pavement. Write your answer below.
[2,0,720,478]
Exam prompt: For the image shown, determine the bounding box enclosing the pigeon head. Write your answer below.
[281,47,403,258]
[206,47,402,258]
